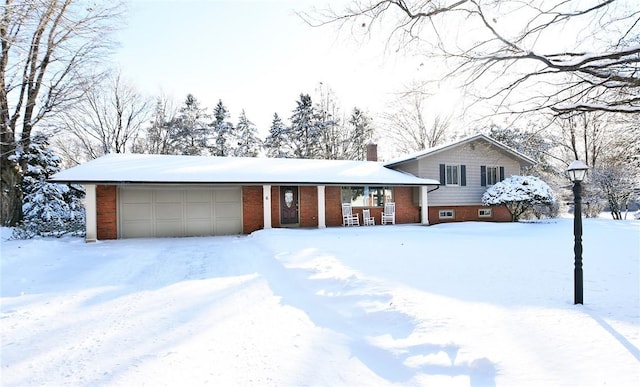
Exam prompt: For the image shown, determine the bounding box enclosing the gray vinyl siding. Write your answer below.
[393,141,522,206]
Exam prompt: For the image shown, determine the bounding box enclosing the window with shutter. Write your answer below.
[486,166,502,185]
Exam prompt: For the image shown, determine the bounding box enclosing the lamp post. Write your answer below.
[567,160,589,305]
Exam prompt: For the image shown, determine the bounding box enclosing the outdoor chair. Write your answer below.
[381,202,395,225]
[342,203,360,226]
[362,209,375,226]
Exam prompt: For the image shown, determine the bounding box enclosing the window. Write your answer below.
[478,208,492,217]
[481,166,504,186]
[440,164,466,186]
[341,186,392,207]
[439,209,455,219]
[486,167,498,185]
[446,165,459,185]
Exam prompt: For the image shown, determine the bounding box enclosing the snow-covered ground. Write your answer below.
[1,217,639,386]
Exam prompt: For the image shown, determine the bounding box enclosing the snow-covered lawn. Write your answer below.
[1,218,639,386]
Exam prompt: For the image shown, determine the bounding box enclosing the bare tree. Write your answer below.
[305,0,639,115]
[548,111,640,218]
[1,0,123,225]
[137,93,178,155]
[382,91,451,154]
[58,70,150,160]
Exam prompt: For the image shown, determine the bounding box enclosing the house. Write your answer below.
[385,134,537,223]
[51,154,440,241]
[50,134,536,241]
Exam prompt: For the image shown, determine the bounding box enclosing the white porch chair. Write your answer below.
[362,209,375,226]
[381,202,395,225]
[342,203,360,226]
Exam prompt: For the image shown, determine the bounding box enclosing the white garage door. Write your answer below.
[119,186,242,238]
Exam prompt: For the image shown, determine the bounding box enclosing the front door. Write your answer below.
[280,186,299,225]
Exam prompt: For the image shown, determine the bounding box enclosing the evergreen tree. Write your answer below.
[264,113,292,158]
[211,99,236,156]
[170,94,210,155]
[16,134,85,238]
[234,110,262,157]
[289,94,321,159]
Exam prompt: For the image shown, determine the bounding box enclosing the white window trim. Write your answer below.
[478,208,492,217]
[445,165,460,186]
[439,209,455,219]
[486,166,499,186]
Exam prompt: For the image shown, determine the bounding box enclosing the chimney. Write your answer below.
[366,143,378,161]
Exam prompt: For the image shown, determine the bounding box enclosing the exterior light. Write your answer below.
[567,160,589,305]
[567,160,589,182]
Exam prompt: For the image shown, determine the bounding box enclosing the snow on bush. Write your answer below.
[482,175,555,221]
[13,134,85,239]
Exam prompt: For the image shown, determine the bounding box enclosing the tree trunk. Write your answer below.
[0,160,22,226]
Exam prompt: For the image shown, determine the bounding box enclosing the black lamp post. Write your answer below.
[567,160,589,305]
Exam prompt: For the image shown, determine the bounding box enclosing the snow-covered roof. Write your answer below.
[51,154,440,186]
[384,134,537,168]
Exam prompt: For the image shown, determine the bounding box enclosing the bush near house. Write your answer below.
[482,175,556,222]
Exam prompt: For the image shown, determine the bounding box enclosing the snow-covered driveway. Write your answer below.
[1,219,639,386]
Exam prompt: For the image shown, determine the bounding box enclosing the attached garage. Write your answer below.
[119,186,242,238]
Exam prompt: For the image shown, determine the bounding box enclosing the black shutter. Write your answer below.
[460,165,466,186]
[499,166,505,181]
[439,164,445,185]
[480,165,487,186]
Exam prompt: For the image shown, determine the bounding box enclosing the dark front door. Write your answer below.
[280,186,299,225]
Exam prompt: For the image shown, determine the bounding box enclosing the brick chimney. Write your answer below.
[366,143,378,161]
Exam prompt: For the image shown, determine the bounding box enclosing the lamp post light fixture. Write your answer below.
[567,160,589,304]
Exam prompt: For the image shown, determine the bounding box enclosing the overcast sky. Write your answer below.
[115,0,428,135]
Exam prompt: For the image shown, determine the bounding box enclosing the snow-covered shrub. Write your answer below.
[482,175,556,222]
[13,134,85,239]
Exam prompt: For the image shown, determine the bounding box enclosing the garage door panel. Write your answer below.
[216,189,240,202]
[156,203,182,220]
[120,189,152,203]
[155,190,182,202]
[187,190,211,202]
[155,222,181,237]
[121,203,152,221]
[215,220,242,235]
[119,186,241,238]
[187,221,212,236]
[215,202,241,218]
[186,202,212,219]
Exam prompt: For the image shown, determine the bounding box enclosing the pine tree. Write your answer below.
[211,100,236,156]
[289,94,321,159]
[169,94,211,155]
[234,110,262,157]
[264,113,292,158]
[16,134,85,238]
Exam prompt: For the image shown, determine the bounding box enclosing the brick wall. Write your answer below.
[393,187,421,223]
[299,186,318,227]
[324,186,343,226]
[96,185,117,240]
[242,186,264,234]
[428,205,512,224]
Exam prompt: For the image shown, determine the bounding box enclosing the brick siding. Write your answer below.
[96,185,117,240]
[242,186,264,234]
[428,205,512,224]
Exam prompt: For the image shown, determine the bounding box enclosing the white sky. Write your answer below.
[115,0,426,135]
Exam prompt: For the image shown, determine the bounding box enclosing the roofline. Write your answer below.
[384,133,537,167]
[48,179,441,187]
